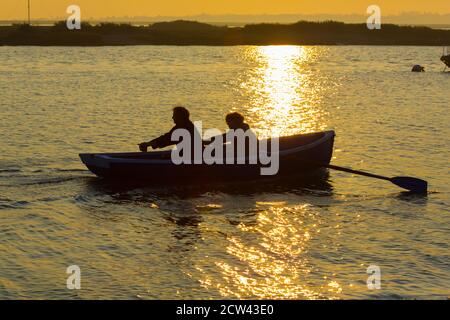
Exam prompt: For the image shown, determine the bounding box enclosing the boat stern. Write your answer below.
[79,153,112,177]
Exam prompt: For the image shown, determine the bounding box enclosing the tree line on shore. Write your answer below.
[1,20,449,46]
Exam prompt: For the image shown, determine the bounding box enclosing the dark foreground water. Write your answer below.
[0,46,449,299]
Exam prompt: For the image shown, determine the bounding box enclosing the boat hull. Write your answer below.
[80,131,335,184]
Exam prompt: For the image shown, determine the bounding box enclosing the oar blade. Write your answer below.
[390,177,428,193]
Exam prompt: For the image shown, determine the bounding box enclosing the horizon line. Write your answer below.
[2,11,450,21]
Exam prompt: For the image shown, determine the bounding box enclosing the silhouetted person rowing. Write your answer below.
[139,107,200,154]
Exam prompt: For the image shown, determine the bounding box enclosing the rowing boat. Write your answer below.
[79,130,335,183]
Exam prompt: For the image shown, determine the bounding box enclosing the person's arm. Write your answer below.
[150,132,174,149]
[139,127,177,152]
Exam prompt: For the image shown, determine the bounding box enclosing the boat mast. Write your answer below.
[27,0,31,25]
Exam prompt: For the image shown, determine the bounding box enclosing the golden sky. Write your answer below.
[2,0,449,20]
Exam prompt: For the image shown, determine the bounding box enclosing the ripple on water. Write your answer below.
[0,199,30,210]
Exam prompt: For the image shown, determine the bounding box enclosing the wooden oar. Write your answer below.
[323,163,428,194]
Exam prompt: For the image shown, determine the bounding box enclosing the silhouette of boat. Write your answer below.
[442,55,450,67]
[80,131,335,184]
[441,47,450,68]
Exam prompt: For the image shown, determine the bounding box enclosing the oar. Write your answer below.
[322,163,428,194]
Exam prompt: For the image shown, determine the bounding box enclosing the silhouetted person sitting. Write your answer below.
[225,112,251,131]
[205,112,252,146]
[205,112,256,160]
[139,107,200,154]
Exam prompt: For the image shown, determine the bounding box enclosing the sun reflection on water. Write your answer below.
[237,45,329,138]
[192,47,343,299]
[194,202,344,300]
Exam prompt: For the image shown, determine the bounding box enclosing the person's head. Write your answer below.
[172,106,190,125]
[225,112,245,129]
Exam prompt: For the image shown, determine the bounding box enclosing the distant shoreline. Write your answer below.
[1,21,450,30]
[1,20,450,46]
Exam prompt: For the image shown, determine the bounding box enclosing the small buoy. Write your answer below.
[412,65,425,72]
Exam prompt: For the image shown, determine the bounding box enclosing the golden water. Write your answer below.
[0,46,449,299]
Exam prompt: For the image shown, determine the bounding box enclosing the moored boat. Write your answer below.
[441,46,450,68]
[80,130,335,184]
[441,55,450,68]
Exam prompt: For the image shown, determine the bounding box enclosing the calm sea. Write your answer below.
[0,46,449,299]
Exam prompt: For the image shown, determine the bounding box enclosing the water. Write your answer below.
[0,46,449,299]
